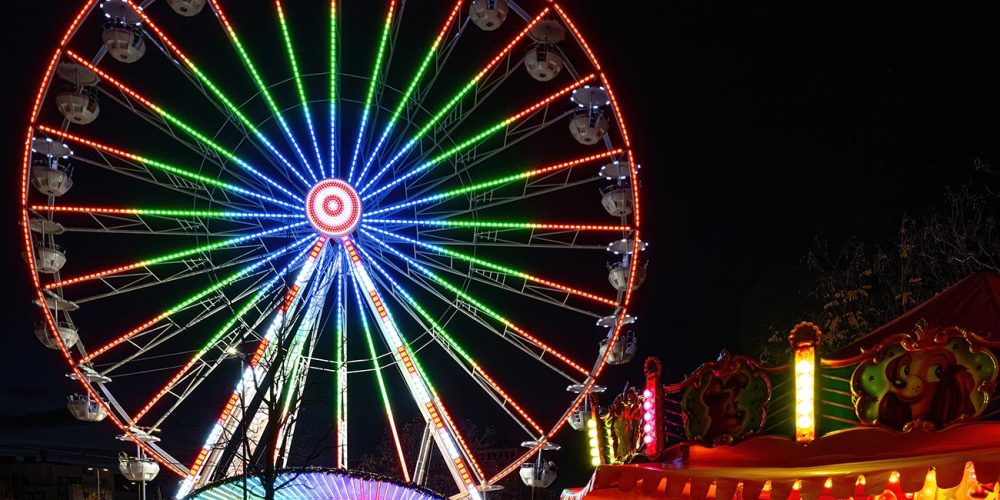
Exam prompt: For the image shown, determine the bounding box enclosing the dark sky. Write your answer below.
[2,0,999,494]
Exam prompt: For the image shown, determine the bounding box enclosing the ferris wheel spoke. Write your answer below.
[357,243,582,385]
[63,51,303,203]
[93,263,281,380]
[364,218,628,233]
[78,235,314,365]
[30,205,299,222]
[329,0,339,178]
[361,250,545,437]
[117,8,310,192]
[92,83,287,196]
[352,0,464,188]
[271,253,339,469]
[368,150,621,217]
[362,224,617,308]
[358,8,550,194]
[124,2,316,189]
[341,238,485,492]
[362,74,596,202]
[200,0,318,183]
[130,242,315,424]
[346,268,410,481]
[35,126,298,211]
[64,240,279,305]
[393,107,584,204]
[345,0,397,183]
[273,0,325,175]
[45,221,304,290]
[180,236,328,497]
[358,231,590,378]
[332,259,347,468]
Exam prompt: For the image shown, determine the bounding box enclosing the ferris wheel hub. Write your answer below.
[305,179,363,238]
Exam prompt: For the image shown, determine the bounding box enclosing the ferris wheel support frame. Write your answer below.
[341,237,483,499]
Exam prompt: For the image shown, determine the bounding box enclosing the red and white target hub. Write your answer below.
[305,179,362,237]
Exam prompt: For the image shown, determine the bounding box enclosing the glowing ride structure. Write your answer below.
[20,0,645,497]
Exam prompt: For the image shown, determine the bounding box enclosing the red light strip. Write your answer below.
[475,8,550,81]
[550,3,602,71]
[507,73,596,122]
[525,275,617,307]
[64,50,159,111]
[19,0,185,477]
[433,0,464,47]
[487,4,646,483]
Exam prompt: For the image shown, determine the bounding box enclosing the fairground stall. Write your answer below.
[564,272,1000,500]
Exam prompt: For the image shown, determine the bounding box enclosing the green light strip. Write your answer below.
[329,0,339,178]
[209,0,317,180]
[353,0,464,187]
[154,38,312,187]
[274,0,325,176]
[348,0,397,182]
[348,269,409,478]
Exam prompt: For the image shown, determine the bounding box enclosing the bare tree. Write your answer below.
[759,161,1000,362]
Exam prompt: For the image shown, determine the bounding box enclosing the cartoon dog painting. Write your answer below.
[852,324,997,431]
[878,348,975,429]
[682,352,770,445]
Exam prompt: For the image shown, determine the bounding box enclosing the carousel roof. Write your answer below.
[832,272,1000,358]
[563,422,1000,499]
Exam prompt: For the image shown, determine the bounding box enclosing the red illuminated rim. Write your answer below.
[306,179,362,237]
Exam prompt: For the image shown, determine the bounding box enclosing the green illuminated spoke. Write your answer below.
[362,75,596,202]
[131,244,314,424]
[347,0,398,182]
[46,222,306,290]
[361,224,618,307]
[80,236,314,364]
[31,205,301,221]
[63,51,303,203]
[274,0,325,174]
[359,231,591,377]
[206,0,318,182]
[366,150,622,217]
[352,0,463,187]
[36,125,299,211]
[361,253,545,436]
[129,7,313,188]
[363,218,629,232]
[330,0,339,178]
[357,8,549,192]
[347,269,410,480]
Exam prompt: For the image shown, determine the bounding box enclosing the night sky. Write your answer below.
[2,0,999,494]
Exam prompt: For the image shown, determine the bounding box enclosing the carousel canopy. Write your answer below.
[832,272,1000,358]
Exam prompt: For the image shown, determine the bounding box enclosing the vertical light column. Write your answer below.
[586,394,602,468]
[334,269,348,468]
[642,357,663,456]
[340,237,481,499]
[790,322,821,443]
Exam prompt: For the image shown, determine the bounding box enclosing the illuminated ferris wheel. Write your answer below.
[20,0,646,497]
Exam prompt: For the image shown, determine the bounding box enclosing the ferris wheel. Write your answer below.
[20,0,646,497]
